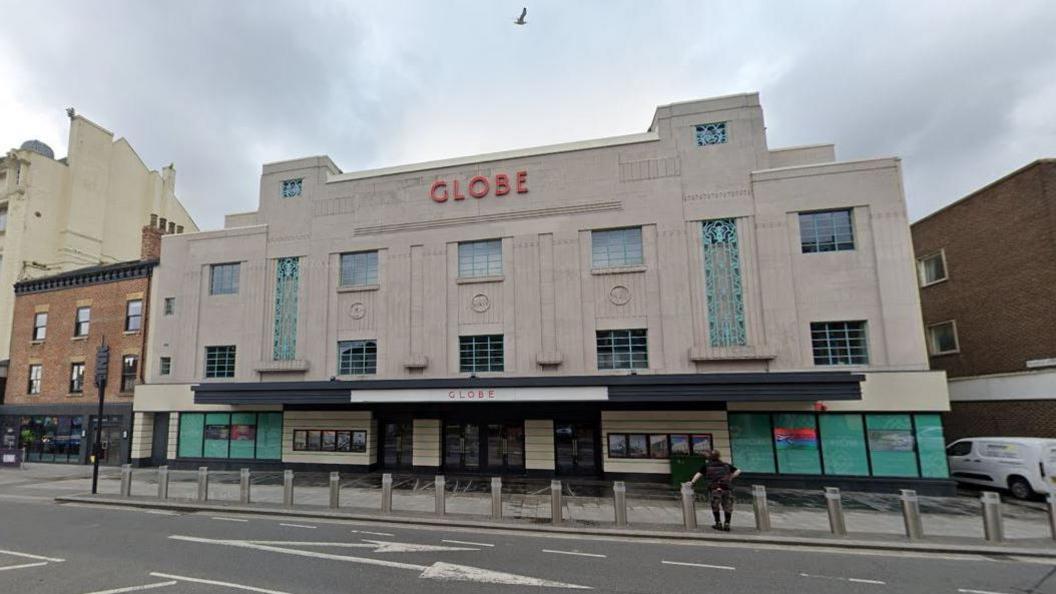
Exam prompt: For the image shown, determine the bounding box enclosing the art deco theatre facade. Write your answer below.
[132,93,952,492]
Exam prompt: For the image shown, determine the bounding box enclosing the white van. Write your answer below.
[946,437,1056,499]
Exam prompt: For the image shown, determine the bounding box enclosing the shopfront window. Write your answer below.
[9,415,84,463]
[728,413,776,473]
[773,413,821,475]
[866,414,919,477]
[177,412,282,460]
[915,414,949,478]
[818,414,869,476]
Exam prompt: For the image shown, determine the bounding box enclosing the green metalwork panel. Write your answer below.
[273,257,300,361]
[702,219,746,347]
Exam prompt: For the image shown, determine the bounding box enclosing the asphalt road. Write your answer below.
[0,487,1054,594]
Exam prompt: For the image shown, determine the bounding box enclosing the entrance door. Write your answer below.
[382,422,413,469]
[86,416,124,466]
[485,423,525,473]
[151,413,170,466]
[554,422,597,475]
[444,423,481,471]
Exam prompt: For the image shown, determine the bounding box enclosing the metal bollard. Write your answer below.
[491,477,502,520]
[613,481,628,527]
[329,472,340,509]
[197,466,209,501]
[283,470,294,507]
[550,480,563,525]
[435,475,446,515]
[239,468,251,504]
[1048,495,1056,542]
[381,473,393,513]
[120,464,132,497]
[752,484,771,532]
[157,466,169,499]
[900,489,924,541]
[680,482,698,530]
[825,487,847,536]
[981,491,1004,543]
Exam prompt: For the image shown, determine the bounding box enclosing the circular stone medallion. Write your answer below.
[349,302,366,319]
[609,285,631,306]
[471,293,491,313]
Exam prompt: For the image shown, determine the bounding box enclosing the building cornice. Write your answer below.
[14,259,157,295]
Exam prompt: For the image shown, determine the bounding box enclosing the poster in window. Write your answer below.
[773,427,818,450]
[321,431,337,451]
[293,430,307,451]
[204,425,230,441]
[336,431,351,452]
[231,425,256,442]
[628,434,648,458]
[868,430,915,452]
[351,430,367,453]
[307,430,322,451]
[649,434,670,459]
[691,434,713,456]
[608,434,627,458]
[670,434,691,456]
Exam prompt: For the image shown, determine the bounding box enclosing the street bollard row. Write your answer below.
[126,467,1027,543]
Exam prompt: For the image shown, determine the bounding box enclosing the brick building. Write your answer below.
[911,159,1056,440]
[0,220,173,464]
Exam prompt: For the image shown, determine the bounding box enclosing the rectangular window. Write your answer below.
[591,227,643,268]
[927,321,959,355]
[866,414,919,477]
[702,219,746,347]
[33,312,47,341]
[459,335,504,373]
[811,321,868,365]
[914,414,950,478]
[210,263,240,295]
[177,413,204,458]
[164,297,175,315]
[281,178,302,198]
[177,411,281,460]
[669,434,691,456]
[799,209,855,253]
[772,413,821,475]
[607,434,628,458]
[121,356,138,392]
[27,364,42,395]
[818,415,869,476]
[695,122,728,145]
[627,434,649,458]
[458,240,502,278]
[229,412,257,459]
[255,412,283,460]
[339,251,379,286]
[337,340,377,375]
[74,307,90,337]
[728,413,777,473]
[204,345,236,378]
[691,434,713,456]
[0,207,7,232]
[917,250,947,286]
[204,413,231,458]
[273,258,300,361]
[125,300,143,332]
[649,434,670,459]
[69,363,85,393]
[159,357,171,376]
[596,329,648,370]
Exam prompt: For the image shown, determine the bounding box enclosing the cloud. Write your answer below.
[1,0,1053,228]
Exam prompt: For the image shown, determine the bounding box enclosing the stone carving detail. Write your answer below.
[471,293,491,313]
[349,302,366,320]
[609,285,631,306]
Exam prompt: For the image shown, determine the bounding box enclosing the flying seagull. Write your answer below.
[514,7,527,25]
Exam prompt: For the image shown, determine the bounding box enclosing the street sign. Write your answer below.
[95,344,110,387]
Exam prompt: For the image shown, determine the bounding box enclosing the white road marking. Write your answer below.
[168,535,590,588]
[0,548,65,562]
[0,561,49,572]
[240,540,477,553]
[150,572,291,594]
[442,539,495,547]
[958,590,1011,594]
[849,578,887,584]
[661,560,735,571]
[352,529,394,537]
[211,517,249,523]
[542,549,606,558]
[82,581,178,594]
[800,572,885,585]
[278,523,316,529]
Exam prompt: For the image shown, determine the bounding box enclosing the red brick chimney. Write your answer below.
[141,222,164,261]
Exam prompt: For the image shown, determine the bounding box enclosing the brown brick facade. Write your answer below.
[944,400,1056,441]
[911,160,1056,378]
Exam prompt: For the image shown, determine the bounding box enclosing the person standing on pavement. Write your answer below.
[686,450,741,531]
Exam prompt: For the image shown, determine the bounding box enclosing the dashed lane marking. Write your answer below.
[351,529,394,537]
[211,517,249,523]
[82,581,178,594]
[799,573,886,585]
[0,549,65,563]
[442,539,495,547]
[0,562,49,572]
[958,590,1011,594]
[278,523,316,529]
[150,572,292,594]
[661,560,735,571]
[542,549,607,558]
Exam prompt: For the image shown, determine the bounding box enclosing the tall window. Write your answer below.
[596,329,649,370]
[800,209,855,253]
[27,364,42,395]
[164,297,176,315]
[205,346,236,378]
[917,251,947,286]
[338,340,377,375]
[927,321,959,355]
[339,251,379,286]
[592,227,643,268]
[159,356,172,376]
[69,363,85,393]
[702,219,746,347]
[273,258,299,361]
[459,335,504,372]
[281,178,302,198]
[458,240,502,278]
[125,300,143,332]
[0,207,7,232]
[74,307,90,337]
[695,122,727,145]
[811,321,869,365]
[121,356,138,392]
[32,312,47,341]
[210,263,240,295]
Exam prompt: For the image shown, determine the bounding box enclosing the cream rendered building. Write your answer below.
[0,113,198,360]
[135,93,952,492]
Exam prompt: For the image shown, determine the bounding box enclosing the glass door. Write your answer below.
[485,423,525,473]
[554,422,597,475]
[382,422,413,469]
[444,423,482,471]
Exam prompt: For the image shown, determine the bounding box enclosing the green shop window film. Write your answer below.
[204,413,231,458]
[177,413,204,458]
[915,414,949,478]
[818,414,869,476]
[866,414,918,477]
[256,412,283,460]
[229,412,257,459]
[729,413,776,473]
[773,413,821,475]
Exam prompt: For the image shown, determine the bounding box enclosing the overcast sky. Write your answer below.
[1,1,1053,230]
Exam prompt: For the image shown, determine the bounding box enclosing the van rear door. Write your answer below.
[1042,444,1056,492]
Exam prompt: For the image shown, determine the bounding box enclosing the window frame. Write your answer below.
[159,356,172,376]
[74,306,90,337]
[926,320,960,356]
[209,263,241,296]
[458,334,504,373]
[124,299,143,332]
[591,227,644,269]
[916,250,948,287]
[281,178,303,198]
[204,345,237,379]
[810,320,869,366]
[338,250,379,287]
[799,209,856,254]
[32,312,47,341]
[596,328,649,370]
[457,239,503,279]
[121,355,138,393]
[163,297,176,316]
[695,121,728,146]
[69,362,85,393]
[27,364,42,395]
[337,339,377,376]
